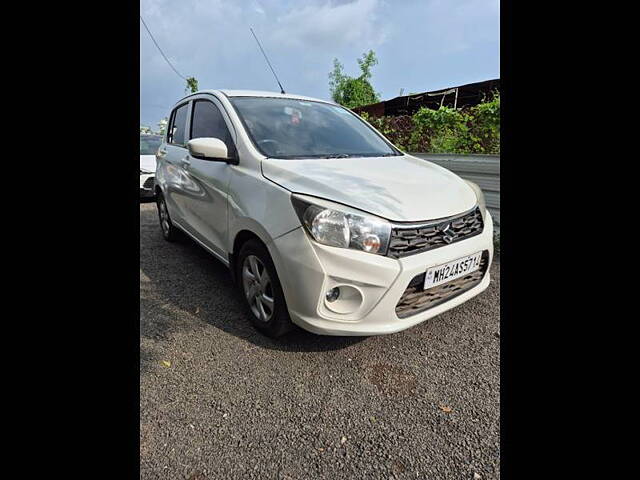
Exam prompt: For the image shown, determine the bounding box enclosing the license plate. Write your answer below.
[424,252,482,289]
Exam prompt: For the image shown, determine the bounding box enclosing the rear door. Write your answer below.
[159,101,192,227]
[181,95,237,258]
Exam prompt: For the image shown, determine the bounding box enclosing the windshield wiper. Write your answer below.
[317,153,352,159]
[277,152,397,159]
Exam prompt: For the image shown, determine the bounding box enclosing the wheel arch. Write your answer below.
[229,229,270,285]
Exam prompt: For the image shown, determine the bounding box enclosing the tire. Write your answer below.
[237,239,293,338]
[156,192,179,242]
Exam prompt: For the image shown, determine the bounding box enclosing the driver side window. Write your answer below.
[190,100,235,156]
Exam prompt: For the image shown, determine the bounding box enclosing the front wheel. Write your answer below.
[237,240,293,338]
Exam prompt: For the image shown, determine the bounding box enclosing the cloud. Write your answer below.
[139,0,499,127]
[270,0,387,50]
[418,0,500,54]
[252,0,265,15]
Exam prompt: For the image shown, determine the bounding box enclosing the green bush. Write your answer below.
[360,92,500,154]
[361,113,420,152]
[468,93,500,154]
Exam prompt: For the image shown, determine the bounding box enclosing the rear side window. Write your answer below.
[190,100,234,154]
[168,103,189,146]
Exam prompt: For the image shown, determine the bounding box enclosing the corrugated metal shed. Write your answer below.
[353,78,500,117]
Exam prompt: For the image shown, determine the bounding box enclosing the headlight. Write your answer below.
[464,180,486,220]
[291,196,391,255]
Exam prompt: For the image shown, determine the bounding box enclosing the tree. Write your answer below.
[328,50,380,109]
[157,118,168,136]
[185,76,199,94]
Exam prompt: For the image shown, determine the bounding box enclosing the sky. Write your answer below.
[140,0,500,129]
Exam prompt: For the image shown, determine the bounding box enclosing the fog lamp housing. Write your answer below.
[323,285,364,314]
[326,287,340,303]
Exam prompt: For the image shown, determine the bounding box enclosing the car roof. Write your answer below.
[175,89,336,106]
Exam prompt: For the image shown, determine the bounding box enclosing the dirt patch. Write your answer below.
[366,363,417,396]
[392,459,407,474]
[186,471,207,480]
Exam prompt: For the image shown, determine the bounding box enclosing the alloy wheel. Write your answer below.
[242,255,274,322]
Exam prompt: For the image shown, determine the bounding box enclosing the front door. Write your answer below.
[180,96,237,258]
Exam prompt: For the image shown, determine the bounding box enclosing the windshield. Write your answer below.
[229,97,400,159]
[140,134,162,155]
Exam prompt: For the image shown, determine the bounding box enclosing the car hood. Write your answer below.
[140,155,156,173]
[261,154,477,222]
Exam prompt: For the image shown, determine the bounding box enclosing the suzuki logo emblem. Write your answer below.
[439,223,455,243]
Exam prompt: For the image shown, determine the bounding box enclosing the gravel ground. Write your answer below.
[140,201,500,480]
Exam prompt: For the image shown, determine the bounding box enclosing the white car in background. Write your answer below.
[140,134,163,198]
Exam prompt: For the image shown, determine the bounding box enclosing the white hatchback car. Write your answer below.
[155,90,493,337]
[140,134,163,198]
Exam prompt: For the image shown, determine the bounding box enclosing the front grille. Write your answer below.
[142,176,155,189]
[387,207,483,258]
[395,250,489,318]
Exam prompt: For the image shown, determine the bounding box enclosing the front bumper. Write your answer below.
[270,211,494,336]
[140,174,155,198]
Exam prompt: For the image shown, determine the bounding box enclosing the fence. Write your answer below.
[410,153,500,231]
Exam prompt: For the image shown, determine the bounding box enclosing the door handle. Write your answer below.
[181,157,191,168]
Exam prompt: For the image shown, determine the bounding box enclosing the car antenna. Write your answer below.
[250,27,286,94]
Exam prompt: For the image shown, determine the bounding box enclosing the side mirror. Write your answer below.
[187,137,231,162]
